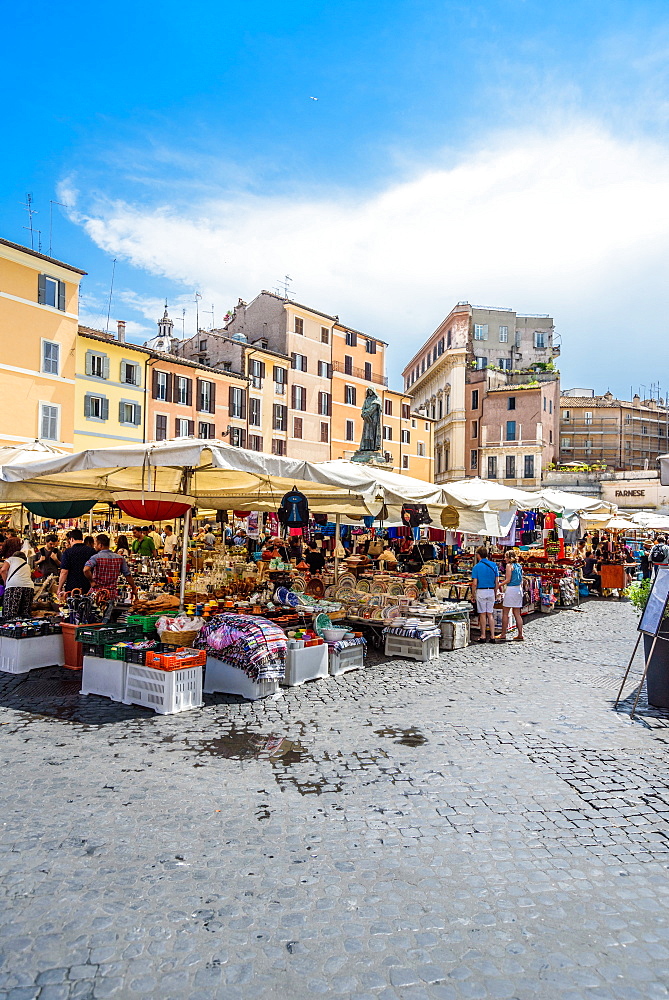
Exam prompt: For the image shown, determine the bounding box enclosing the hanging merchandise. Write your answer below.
[114,492,195,521]
[312,513,328,526]
[24,500,96,519]
[401,503,432,528]
[278,487,310,529]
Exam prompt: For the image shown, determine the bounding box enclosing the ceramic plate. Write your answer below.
[404,586,418,600]
[384,606,401,621]
[356,579,371,592]
[371,607,384,620]
[291,577,305,592]
[313,613,332,637]
[275,586,288,604]
[370,583,386,595]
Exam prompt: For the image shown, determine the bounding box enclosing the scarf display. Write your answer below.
[197,614,286,681]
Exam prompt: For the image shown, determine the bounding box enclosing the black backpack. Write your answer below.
[277,488,309,528]
[651,543,669,564]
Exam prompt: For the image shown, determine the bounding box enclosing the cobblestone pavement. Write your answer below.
[1,600,669,1000]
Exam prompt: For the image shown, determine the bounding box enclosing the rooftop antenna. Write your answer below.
[181,308,186,339]
[21,193,38,250]
[202,304,214,330]
[194,291,202,333]
[49,200,67,256]
[277,274,294,299]
[105,258,117,335]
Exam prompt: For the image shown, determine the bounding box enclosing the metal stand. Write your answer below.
[614,632,642,708]
[631,635,659,719]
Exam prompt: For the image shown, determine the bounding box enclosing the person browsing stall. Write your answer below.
[471,546,501,643]
[131,526,155,557]
[498,548,525,642]
[35,534,61,579]
[57,529,95,597]
[1,537,34,617]
[305,542,325,574]
[162,524,179,556]
[84,534,138,601]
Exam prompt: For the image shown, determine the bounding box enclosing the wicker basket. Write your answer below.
[158,629,199,648]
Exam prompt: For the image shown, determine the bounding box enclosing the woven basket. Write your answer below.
[158,629,199,648]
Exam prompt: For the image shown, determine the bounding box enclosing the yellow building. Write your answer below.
[0,237,86,450]
[74,327,150,448]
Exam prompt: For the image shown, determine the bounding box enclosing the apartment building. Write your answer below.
[0,237,86,450]
[146,352,241,444]
[467,370,560,487]
[330,319,387,460]
[560,390,669,470]
[75,326,149,448]
[402,302,559,482]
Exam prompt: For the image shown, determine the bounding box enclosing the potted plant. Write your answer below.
[625,578,669,709]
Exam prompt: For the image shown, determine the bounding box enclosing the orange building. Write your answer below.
[146,352,244,442]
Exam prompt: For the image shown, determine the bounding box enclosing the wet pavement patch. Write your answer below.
[186,727,309,762]
[374,725,428,747]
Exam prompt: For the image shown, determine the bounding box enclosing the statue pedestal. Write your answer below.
[350,450,393,469]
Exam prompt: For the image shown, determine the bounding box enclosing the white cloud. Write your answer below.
[69,123,669,393]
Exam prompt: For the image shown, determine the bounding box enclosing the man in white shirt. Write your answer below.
[148,525,163,551]
[163,525,179,557]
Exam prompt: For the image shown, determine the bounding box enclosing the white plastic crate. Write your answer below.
[328,643,365,676]
[123,662,203,714]
[440,619,470,650]
[81,655,128,702]
[384,633,440,662]
[282,643,329,687]
[0,634,64,674]
[203,656,280,701]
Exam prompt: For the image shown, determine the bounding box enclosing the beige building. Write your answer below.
[0,238,86,450]
[560,390,669,470]
[402,302,559,482]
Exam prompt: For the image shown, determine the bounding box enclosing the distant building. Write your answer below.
[559,390,669,471]
[402,302,559,481]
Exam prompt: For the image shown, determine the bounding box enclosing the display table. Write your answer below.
[203,656,280,701]
[0,634,64,675]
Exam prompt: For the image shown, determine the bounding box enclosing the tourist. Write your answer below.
[34,534,61,579]
[148,524,163,551]
[470,546,500,643]
[204,525,217,549]
[163,525,179,557]
[83,535,95,548]
[1,538,34,617]
[115,535,130,558]
[84,534,138,601]
[305,542,325,575]
[57,529,96,597]
[498,549,524,642]
[582,549,601,595]
[650,535,669,577]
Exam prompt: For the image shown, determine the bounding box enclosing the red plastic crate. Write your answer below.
[144,648,207,672]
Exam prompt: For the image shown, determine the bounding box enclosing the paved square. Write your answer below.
[0,601,668,999]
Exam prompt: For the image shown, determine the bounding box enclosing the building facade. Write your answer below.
[466,370,560,487]
[559,391,669,471]
[75,327,150,449]
[0,238,86,450]
[402,302,559,482]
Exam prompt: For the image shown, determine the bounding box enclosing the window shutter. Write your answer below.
[165,373,173,402]
[120,361,126,383]
[186,378,192,406]
[85,351,93,376]
[119,401,125,423]
[303,356,308,373]
[38,273,46,305]
[188,419,195,436]
[291,385,296,409]
[196,378,203,411]
[58,280,66,311]
[228,385,234,414]
[209,381,216,413]
[133,404,141,425]
[260,361,266,379]
[84,395,91,418]
[240,389,246,419]
[240,428,246,448]
[175,417,180,437]
[102,356,110,380]
[101,398,109,421]
[273,365,280,381]
[152,368,159,399]
[291,353,296,369]
[282,405,287,428]
[328,393,332,416]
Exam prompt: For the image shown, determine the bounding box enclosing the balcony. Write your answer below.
[332,360,388,386]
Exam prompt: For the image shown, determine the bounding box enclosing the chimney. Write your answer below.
[117,320,126,343]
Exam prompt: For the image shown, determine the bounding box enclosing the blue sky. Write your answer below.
[3,0,669,396]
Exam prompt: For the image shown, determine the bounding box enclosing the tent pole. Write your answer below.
[334,512,341,580]
[179,469,193,611]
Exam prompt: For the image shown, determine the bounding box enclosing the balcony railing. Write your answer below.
[332,360,388,386]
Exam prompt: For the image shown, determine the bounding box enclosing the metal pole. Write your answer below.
[614,632,642,707]
[179,507,191,611]
[631,634,659,718]
[334,512,341,580]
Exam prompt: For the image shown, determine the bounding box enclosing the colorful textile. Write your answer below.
[197,614,286,681]
[383,618,440,640]
[329,636,366,654]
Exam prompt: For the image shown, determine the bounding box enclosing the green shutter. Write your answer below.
[119,401,125,423]
[38,273,46,305]
[84,395,91,418]
[85,351,93,376]
[58,280,65,311]
[101,398,109,421]
[134,403,142,425]
[102,356,110,380]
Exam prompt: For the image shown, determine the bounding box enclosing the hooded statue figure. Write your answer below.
[359,387,382,453]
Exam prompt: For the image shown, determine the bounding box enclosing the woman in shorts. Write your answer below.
[498,548,524,642]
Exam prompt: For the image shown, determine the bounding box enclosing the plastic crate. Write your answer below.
[123,662,203,714]
[384,634,440,662]
[104,643,129,660]
[440,619,470,650]
[126,613,163,634]
[203,656,280,701]
[282,643,329,687]
[328,644,365,676]
[145,648,206,671]
[124,642,165,665]
[0,634,64,674]
[75,624,143,646]
[81,655,128,702]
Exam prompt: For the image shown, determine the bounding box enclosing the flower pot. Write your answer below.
[643,632,669,709]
